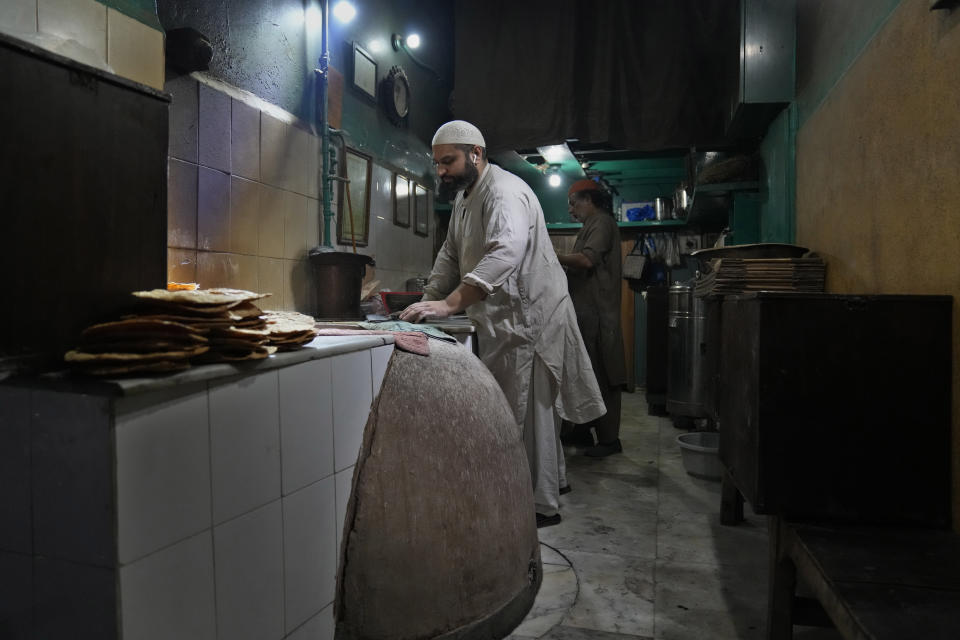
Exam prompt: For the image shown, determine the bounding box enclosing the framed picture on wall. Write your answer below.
[350,42,377,102]
[414,183,429,237]
[337,148,372,246]
[393,174,411,227]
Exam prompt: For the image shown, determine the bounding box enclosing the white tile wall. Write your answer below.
[289,125,312,197]
[334,468,354,554]
[119,531,216,640]
[285,191,309,259]
[371,344,392,400]
[231,99,261,181]
[37,0,106,64]
[13,341,381,640]
[261,113,294,191]
[287,605,334,640]
[0,0,38,35]
[331,351,373,472]
[106,8,163,90]
[115,388,212,564]
[260,185,286,259]
[282,478,337,633]
[214,501,284,640]
[279,359,334,495]
[209,372,282,524]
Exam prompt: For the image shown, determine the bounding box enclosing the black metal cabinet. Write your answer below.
[1,33,169,366]
[644,285,669,415]
[719,292,952,527]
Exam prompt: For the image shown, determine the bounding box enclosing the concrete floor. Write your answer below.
[509,391,843,640]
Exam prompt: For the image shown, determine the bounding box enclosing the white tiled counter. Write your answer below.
[0,336,394,640]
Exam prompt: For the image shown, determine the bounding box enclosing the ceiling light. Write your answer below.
[405,33,421,49]
[538,144,568,165]
[548,172,562,188]
[332,1,356,23]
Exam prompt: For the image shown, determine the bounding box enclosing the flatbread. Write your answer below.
[226,301,266,320]
[77,340,211,354]
[81,319,208,340]
[208,338,267,350]
[65,345,209,363]
[209,326,271,339]
[196,345,277,362]
[263,311,317,342]
[268,332,316,344]
[137,300,248,316]
[122,314,266,330]
[133,288,268,306]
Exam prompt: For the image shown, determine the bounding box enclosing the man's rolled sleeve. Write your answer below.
[462,191,526,292]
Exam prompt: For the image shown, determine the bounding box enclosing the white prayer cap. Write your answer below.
[431,120,486,147]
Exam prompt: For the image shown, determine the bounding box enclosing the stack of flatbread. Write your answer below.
[65,289,317,376]
[130,288,277,363]
[262,310,319,351]
[64,318,210,376]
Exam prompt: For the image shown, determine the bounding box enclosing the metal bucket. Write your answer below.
[308,250,375,320]
[667,282,710,420]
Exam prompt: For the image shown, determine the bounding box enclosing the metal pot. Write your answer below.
[673,185,691,219]
[405,275,428,292]
[654,197,673,221]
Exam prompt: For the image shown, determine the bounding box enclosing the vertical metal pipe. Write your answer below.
[318,0,334,246]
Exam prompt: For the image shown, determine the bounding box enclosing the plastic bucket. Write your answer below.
[676,431,722,480]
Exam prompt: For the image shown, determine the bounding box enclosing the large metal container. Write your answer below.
[309,250,375,319]
[667,283,710,422]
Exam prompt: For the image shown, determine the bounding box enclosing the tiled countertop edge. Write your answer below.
[5,335,394,398]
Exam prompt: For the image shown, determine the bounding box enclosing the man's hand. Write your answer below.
[398,299,456,323]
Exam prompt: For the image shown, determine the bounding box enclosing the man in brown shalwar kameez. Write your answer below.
[558,179,627,457]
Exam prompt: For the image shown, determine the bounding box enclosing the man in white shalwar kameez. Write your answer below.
[400,120,606,527]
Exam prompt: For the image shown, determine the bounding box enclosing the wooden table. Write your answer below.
[768,520,960,639]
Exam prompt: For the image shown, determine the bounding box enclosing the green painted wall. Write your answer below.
[331,0,454,183]
[534,157,683,224]
[758,105,795,243]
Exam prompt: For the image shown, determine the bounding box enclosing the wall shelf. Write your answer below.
[693,181,760,195]
[547,219,687,231]
[685,181,761,228]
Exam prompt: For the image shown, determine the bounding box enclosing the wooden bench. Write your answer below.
[767,519,960,640]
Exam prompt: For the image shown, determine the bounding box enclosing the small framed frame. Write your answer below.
[350,42,377,102]
[337,148,372,246]
[393,173,411,227]
[414,182,429,237]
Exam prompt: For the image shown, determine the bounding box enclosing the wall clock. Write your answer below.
[381,65,411,126]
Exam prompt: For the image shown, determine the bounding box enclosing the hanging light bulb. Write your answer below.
[548,172,562,188]
[406,33,421,49]
[332,1,356,23]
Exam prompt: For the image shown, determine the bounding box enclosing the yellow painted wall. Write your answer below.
[796,1,960,525]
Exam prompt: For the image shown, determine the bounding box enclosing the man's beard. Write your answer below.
[437,159,479,201]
